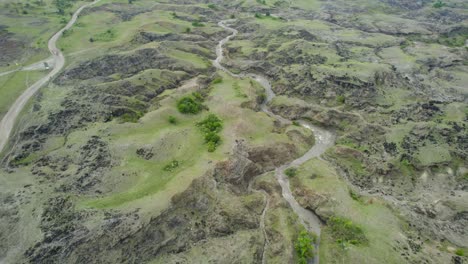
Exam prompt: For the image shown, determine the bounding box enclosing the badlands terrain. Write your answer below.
[0,0,467,263]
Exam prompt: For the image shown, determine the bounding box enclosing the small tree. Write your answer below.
[177,96,202,114]
[285,167,297,177]
[295,231,314,264]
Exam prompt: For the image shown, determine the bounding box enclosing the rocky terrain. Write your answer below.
[0,0,467,263]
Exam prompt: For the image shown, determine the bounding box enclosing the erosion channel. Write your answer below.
[214,19,337,264]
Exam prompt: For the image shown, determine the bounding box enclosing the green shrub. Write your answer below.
[197,114,223,133]
[336,95,345,104]
[455,249,465,256]
[197,114,223,152]
[433,0,445,8]
[285,167,297,177]
[295,231,315,264]
[120,111,143,123]
[207,141,217,152]
[204,131,221,144]
[185,27,191,33]
[349,189,363,203]
[328,216,368,245]
[168,116,177,124]
[163,160,179,171]
[212,77,223,84]
[292,120,300,126]
[177,96,203,114]
[207,3,216,9]
[192,21,205,27]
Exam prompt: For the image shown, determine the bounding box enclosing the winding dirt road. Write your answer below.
[0,0,100,154]
[215,20,336,264]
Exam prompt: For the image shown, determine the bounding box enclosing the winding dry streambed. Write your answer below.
[215,19,336,263]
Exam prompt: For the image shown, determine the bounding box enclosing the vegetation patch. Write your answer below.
[168,115,177,124]
[197,114,223,152]
[285,167,298,177]
[295,230,316,264]
[328,216,368,246]
[163,160,180,172]
[90,29,117,42]
[177,93,204,114]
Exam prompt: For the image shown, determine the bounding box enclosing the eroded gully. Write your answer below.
[214,20,336,264]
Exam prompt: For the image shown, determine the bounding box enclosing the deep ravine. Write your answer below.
[214,19,336,264]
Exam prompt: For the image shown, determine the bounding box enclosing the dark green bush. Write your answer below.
[433,0,445,8]
[192,21,205,27]
[197,114,223,133]
[177,96,202,114]
[295,231,315,264]
[197,114,223,152]
[285,167,297,177]
[168,116,177,124]
[336,95,345,104]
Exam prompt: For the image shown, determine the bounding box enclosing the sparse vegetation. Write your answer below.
[336,95,345,104]
[433,0,446,8]
[192,20,205,27]
[53,0,73,15]
[92,29,116,42]
[256,92,266,104]
[328,216,368,246]
[295,230,315,264]
[212,77,223,84]
[455,249,465,256]
[163,160,180,171]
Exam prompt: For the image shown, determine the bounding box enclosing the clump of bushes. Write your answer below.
[328,216,368,246]
[168,115,177,124]
[120,111,143,123]
[285,167,298,177]
[295,230,315,264]
[177,93,204,114]
[197,114,223,152]
[433,0,445,8]
[192,20,205,27]
[455,249,465,256]
[163,160,179,171]
[336,95,345,104]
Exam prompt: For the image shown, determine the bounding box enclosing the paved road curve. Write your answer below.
[0,0,100,154]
